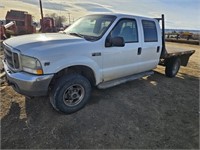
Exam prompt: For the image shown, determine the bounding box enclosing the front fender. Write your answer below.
[42,56,102,85]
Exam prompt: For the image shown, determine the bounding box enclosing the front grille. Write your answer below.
[4,45,20,70]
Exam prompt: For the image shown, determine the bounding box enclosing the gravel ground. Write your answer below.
[0,42,199,149]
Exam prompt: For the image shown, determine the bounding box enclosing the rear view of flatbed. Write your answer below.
[156,15,195,77]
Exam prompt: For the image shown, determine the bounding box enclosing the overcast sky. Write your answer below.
[1,0,200,30]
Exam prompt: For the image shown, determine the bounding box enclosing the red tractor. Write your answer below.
[5,10,36,35]
[40,17,56,33]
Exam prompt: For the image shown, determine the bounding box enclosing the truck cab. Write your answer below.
[2,13,194,114]
[101,14,162,81]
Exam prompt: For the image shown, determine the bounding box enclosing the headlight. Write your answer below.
[21,55,43,75]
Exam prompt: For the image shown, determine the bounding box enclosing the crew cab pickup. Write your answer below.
[2,13,195,114]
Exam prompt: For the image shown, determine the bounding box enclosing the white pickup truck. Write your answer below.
[2,13,195,114]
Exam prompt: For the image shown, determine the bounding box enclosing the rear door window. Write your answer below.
[142,20,158,42]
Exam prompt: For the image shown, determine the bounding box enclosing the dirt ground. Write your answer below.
[0,42,199,149]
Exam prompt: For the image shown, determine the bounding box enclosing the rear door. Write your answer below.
[139,19,162,71]
[102,18,142,81]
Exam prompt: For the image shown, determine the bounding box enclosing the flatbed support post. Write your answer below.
[161,14,165,52]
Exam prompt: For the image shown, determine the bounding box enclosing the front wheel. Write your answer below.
[50,74,91,114]
[165,57,181,77]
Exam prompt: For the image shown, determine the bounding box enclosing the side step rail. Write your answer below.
[97,71,154,89]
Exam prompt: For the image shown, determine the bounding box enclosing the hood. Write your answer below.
[4,33,86,53]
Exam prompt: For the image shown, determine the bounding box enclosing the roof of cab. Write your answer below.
[87,12,158,21]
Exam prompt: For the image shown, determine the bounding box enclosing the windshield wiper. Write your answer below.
[69,32,85,38]
[84,35,99,41]
[68,32,99,41]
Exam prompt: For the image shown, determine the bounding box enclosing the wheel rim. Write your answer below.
[63,84,85,107]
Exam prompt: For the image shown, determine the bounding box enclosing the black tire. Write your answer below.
[165,57,181,77]
[50,74,91,114]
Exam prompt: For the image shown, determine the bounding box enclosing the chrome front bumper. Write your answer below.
[3,60,54,97]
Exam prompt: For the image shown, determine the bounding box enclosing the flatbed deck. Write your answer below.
[164,43,195,58]
[156,14,195,63]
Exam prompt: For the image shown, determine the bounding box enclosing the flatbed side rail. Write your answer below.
[159,50,195,67]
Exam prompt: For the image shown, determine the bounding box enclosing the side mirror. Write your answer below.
[105,36,125,47]
[111,37,125,47]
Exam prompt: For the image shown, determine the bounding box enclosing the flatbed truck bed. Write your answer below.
[156,15,195,76]
[164,43,195,58]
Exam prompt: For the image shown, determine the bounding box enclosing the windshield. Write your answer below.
[64,15,116,41]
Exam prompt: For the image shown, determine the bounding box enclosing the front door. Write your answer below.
[102,18,141,81]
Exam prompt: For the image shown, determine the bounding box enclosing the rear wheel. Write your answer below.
[50,74,91,114]
[165,57,181,77]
